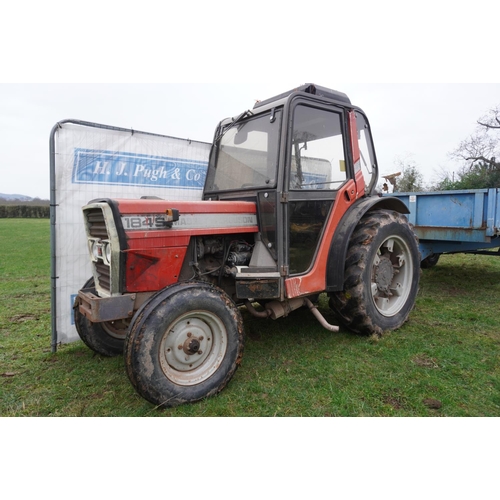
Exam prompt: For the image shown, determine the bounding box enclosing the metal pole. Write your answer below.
[49,121,60,352]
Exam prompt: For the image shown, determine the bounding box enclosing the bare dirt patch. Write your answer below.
[10,314,38,323]
[423,398,442,409]
[412,354,439,368]
[383,389,407,410]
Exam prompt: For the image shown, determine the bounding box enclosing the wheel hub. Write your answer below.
[183,336,201,355]
[157,310,229,387]
[374,255,394,293]
[159,314,226,381]
[101,318,130,339]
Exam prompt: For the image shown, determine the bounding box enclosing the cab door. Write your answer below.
[284,102,349,276]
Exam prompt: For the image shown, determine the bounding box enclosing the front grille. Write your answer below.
[95,263,111,291]
[86,208,108,238]
[84,207,111,294]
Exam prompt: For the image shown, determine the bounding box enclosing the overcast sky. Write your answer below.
[2,2,499,199]
[1,82,499,199]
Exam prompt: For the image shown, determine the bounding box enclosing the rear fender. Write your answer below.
[325,196,410,292]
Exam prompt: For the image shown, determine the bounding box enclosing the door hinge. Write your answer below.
[280,265,289,276]
[280,192,289,203]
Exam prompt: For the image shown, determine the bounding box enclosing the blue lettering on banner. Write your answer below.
[72,149,208,190]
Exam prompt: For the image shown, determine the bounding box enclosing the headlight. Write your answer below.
[90,240,100,261]
[103,242,112,265]
[89,240,109,263]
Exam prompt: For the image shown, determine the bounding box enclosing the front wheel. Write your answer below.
[74,278,129,357]
[124,281,244,408]
[329,210,420,336]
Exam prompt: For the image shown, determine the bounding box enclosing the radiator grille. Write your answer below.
[86,208,108,238]
[84,207,111,294]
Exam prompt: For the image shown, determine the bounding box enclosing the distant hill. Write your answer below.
[0,193,33,201]
[0,194,49,205]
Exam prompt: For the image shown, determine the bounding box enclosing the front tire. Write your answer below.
[329,210,420,336]
[124,281,244,408]
[74,278,129,357]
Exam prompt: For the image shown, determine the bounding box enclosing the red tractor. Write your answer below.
[75,84,420,407]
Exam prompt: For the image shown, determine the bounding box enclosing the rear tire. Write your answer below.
[329,210,420,336]
[74,278,128,357]
[124,281,244,408]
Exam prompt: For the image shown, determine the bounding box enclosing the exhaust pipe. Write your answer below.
[303,298,339,332]
[245,298,339,332]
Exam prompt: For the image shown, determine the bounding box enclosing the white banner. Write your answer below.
[51,120,211,345]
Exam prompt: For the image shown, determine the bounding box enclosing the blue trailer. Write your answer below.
[390,188,500,267]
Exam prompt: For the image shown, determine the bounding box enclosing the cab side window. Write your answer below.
[289,106,346,190]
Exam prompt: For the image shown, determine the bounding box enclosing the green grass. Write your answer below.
[1,219,499,416]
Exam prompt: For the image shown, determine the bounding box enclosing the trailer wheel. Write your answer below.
[329,210,420,336]
[421,253,440,269]
[124,281,244,408]
[73,278,129,357]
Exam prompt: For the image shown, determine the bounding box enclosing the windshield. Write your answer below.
[205,109,282,192]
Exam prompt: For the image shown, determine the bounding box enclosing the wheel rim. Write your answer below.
[101,319,130,339]
[158,310,228,386]
[370,235,414,317]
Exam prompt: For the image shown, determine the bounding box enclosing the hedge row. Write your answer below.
[0,205,50,218]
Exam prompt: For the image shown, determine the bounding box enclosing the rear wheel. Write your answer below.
[329,210,420,336]
[74,278,129,357]
[124,281,244,408]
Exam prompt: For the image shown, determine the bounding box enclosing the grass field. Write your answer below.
[1,218,499,417]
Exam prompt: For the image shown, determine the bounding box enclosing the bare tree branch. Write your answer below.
[464,155,499,169]
[477,120,500,129]
[477,106,500,130]
[450,106,500,171]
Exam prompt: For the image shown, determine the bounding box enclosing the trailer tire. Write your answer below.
[124,281,244,408]
[421,253,440,269]
[329,210,420,336]
[73,278,129,357]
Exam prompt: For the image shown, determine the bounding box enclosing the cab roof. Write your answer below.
[253,83,351,110]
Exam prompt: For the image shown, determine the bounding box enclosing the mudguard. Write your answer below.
[325,196,410,292]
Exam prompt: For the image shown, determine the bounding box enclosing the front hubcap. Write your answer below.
[159,311,227,386]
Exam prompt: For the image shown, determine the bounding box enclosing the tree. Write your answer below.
[445,106,500,189]
[437,162,500,191]
[390,156,424,192]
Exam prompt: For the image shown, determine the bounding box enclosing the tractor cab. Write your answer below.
[204,84,379,293]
